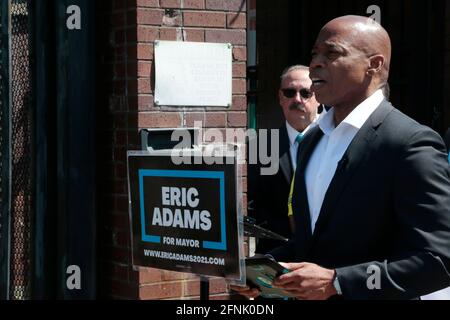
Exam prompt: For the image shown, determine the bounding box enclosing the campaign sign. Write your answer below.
[127,152,241,279]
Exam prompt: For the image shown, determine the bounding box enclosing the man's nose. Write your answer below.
[294,92,304,103]
[310,55,325,70]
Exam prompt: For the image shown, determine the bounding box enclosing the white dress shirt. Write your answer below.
[286,120,316,171]
[305,89,385,233]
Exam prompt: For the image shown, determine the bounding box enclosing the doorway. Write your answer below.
[255,0,448,135]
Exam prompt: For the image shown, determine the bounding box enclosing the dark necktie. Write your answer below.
[288,132,304,223]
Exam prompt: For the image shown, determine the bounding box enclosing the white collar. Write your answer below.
[286,118,316,146]
[318,89,385,136]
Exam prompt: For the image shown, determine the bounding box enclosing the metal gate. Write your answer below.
[0,0,12,301]
[1,0,96,300]
[0,0,34,300]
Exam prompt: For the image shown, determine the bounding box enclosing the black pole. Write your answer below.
[55,0,96,299]
[32,0,58,299]
[200,276,210,301]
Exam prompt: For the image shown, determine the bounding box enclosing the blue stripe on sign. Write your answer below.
[138,169,227,251]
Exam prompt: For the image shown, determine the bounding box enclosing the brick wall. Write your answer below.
[97,0,247,300]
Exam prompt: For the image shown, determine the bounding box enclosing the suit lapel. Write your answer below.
[292,126,324,248]
[279,126,293,183]
[310,101,394,242]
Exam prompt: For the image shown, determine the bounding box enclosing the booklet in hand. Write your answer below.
[245,255,296,299]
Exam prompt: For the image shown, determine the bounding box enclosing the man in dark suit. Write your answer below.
[248,65,321,254]
[236,16,450,300]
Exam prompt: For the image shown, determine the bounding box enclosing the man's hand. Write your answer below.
[229,284,261,299]
[272,262,338,300]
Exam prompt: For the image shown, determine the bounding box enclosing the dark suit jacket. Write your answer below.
[248,125,294,253]
[270,101,450,299]
[444,127,450,152]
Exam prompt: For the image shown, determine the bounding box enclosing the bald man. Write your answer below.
[234,16,450,300]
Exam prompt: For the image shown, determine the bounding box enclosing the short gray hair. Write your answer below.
[280,65,310,86]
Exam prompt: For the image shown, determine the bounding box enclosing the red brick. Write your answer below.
[240,162,248,176]
[184,28,205,42]
[185,112,227,127]
[228,112,247,127]
[127,79,152,94]
[136,268,163,283]
[160,27,178,40]
[136,8,164,25]
[232,78,246,94]
[137,25,159,42]
[137,61,152,77]
[233,62,246,78]
[242,176,247,192]
[183,280,200,297]
[137,95,155,110]
[131,95,151,110]
[231,95,247,111]
[205,29,246,45]
[139,112,182,128]
[162,271,189,281]
[206,0,246,11]
[137,43,154,60]
[242,193,248,215]
[139,282,183,299]
[138,78,151,94]
[136,0,159,7]
[183,11,226,28]
[183,278,228,296]
[227,12,246,29]
[210,278,228,294]
[160,0,181,8]
[184,0,205,9]
[232,46,246,61]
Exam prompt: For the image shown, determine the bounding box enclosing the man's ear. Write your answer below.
[278,89,284,102]
[367,55,385,76]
